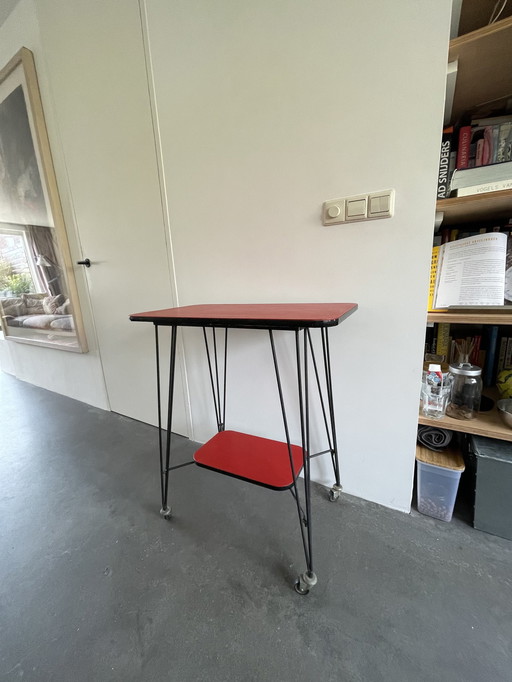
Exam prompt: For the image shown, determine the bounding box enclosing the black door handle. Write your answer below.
[77,259,91,267]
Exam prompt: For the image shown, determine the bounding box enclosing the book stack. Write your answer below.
[436,113,512,198]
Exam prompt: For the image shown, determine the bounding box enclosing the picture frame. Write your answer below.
[0,47,87,352]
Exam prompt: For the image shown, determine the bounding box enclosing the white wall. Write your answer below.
[144,0,452,511]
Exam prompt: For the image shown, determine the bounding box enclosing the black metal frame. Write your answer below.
[154,322,342,590]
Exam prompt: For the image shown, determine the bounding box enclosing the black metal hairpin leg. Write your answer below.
[269,329,316,595]
[307,328,343,502]
[321,328,343,501]
[155,324,177,520]
[203,327,228,432]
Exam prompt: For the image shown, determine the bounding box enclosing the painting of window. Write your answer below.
[0,48,87,351]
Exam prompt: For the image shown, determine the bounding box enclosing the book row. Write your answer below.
[437,112,512,199]
[425,323,509,388]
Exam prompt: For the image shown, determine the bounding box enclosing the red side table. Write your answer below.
[130,302,357,594]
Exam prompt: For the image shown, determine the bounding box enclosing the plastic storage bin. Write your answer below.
[470,435,512,540]
[416,445,465,522]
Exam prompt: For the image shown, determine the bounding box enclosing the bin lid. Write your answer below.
[416,444,465,471]
[470,435,512,463]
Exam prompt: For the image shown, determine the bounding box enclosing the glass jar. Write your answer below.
[446,362,482,420]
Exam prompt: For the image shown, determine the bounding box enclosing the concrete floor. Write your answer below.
[1,371,511,682]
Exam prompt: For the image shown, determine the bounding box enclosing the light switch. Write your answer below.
[345,195,367,221]
[322,189,394,226]
[322,199,345,225]
[368,190,394,219]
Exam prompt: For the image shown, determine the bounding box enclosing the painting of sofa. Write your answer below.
[0,224,81,349]
[0,292,76,344]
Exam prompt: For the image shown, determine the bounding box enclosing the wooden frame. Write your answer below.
[0,47,87,351]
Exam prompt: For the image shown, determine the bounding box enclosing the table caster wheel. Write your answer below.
[160,506,172,520]
[328,484,342,502]
[294,571,317,595]
[294,580,309,595]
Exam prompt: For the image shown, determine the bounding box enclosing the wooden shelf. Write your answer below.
[448,16,512,123]
[436,190,512,226]
[427,310,512,325]
[419,401,512,442]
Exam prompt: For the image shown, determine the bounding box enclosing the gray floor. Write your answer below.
[1,371,511,682]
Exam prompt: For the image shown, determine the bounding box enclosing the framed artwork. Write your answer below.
[0,47,87,352]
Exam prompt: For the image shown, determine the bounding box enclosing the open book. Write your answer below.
[432,232,509,309]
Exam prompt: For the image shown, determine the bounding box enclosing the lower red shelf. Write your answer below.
[193,430,304,490]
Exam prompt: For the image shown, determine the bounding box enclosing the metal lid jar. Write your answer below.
[446,362,482,420]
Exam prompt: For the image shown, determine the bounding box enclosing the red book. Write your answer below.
[457,125,472,169]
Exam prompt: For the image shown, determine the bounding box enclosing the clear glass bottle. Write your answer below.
[446,362,482,420]
[421,363,451,419]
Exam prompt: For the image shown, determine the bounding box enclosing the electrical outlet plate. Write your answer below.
[322,189,394,225]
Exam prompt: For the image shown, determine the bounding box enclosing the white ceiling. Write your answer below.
[0,0,21,27]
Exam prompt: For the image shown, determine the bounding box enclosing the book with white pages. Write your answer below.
[455,178,512,196]
[450,160,512,190]
[434,232,508,309]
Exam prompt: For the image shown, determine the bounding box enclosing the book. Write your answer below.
[484,125,499,165]
[482,325,500,387]
[456,125,472,169]
[435,323,450,360]
[455,178,512,197]
[497,122,512,163]
[504,230,512,305]
[437,127,456,199]
[433,232,508,309]
[427,246,446,312]
[497,334,508,373]
[475,137,484,166]
[505,337,512,369]
[450,160,512,190]
[471,334,482,366]
[468,126,485,167]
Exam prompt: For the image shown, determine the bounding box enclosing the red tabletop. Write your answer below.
[130,303,357,329]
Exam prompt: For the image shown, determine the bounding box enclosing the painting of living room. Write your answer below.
[0,48,86,351]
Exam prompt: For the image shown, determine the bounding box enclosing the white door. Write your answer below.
[39,1,190,434]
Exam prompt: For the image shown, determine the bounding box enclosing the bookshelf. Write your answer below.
[447,16,512,125]
[437,189,512,225]
[424,16,512,443]
[428,311,512,326]
[437,15,512,225]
